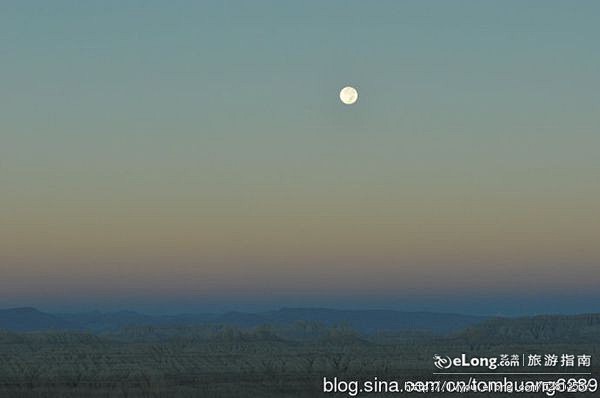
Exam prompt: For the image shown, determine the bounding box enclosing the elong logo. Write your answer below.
[433,354,499,370]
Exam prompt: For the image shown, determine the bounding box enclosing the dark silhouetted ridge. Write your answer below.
[0,307,76,332]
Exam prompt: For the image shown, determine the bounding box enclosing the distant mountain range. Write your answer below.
[0,307,487,334]
[0,307,76,332]
[2,307,600,343]
[457,313,600,343]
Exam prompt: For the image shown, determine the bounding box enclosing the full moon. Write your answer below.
[339,86,358,105]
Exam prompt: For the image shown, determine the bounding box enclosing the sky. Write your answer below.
[1,1,599,315]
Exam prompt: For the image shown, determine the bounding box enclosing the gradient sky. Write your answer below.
[1,1,599,315]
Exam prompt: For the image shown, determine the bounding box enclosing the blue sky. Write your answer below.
[1,1,599,315]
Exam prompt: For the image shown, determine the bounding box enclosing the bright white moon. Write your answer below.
[339,86,358,105]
